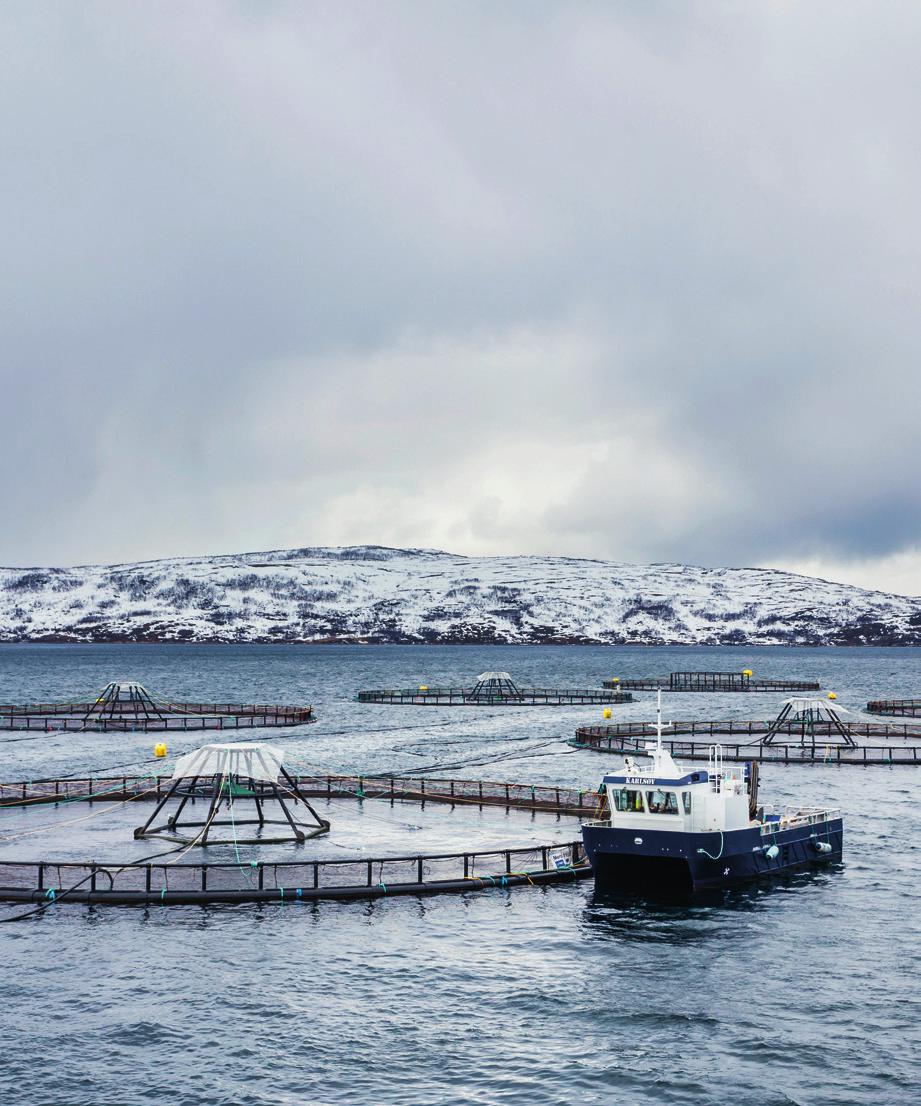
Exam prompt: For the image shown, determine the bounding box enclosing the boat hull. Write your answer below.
[581,818,843,892]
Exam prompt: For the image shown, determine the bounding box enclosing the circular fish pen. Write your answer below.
[571,697,921,765]
[0,769,595,908]
[866,699,921,717]
[359,670,633,706]
[602,671,820,692]
[0,681,315,732]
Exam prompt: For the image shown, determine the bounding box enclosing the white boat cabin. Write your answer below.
[602,743,752,834]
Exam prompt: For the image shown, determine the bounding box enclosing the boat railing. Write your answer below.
[759,807,841,833]
[707,744,723,790]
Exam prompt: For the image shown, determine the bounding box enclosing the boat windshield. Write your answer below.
[645,789,679,815]
[611,788,646,813]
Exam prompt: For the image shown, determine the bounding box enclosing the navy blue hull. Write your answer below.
[581,819,843,892]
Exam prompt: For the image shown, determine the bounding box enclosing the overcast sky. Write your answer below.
[2,2,919,595]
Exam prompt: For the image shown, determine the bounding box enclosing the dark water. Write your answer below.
[0,644,919,1105]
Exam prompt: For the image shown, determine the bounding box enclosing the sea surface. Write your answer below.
[0,644,919,1106]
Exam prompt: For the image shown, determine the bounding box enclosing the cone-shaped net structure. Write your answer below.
[87,681,167,725]
[466,671,523,702]
[134,742,330,846]
[763,698,858,746]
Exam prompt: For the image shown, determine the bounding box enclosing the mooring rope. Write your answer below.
[0,777,160,808]
[283,767,586,813]
[272,772,586,863]
[0,784,161,844]
[0,787,228,923]
[225,791,257,886]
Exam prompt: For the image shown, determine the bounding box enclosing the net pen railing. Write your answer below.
[362,686,486,696]
[603,676,820,692]
[570,728,921,765]
[0,772,602,816]
[866,699,921,717]
[358,687,631,704]
[574,719,921,743]
[0,705,314,732]
[309,774,598,814]
[0,699,310,715]
[0,841,587,901]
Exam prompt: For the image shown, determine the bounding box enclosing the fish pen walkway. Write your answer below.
[602,672,820,692]
[571,721,921,765]
[0,772,593,907]
[0,772,600,817]
[866,699,921,717]
[0,681,315,732]
[0,841,589,906]
[359,670,632,706]
[359,687,632,705]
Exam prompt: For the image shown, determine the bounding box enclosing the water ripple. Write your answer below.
[0,643,919,1105]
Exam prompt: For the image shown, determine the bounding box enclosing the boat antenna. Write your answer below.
[656,689,663,750]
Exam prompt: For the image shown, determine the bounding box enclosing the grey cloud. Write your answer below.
[1,2,920,590]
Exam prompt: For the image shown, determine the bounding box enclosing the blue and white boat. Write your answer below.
[581,694,843,893]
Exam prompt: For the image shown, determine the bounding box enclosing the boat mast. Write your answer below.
[656,689,663,751]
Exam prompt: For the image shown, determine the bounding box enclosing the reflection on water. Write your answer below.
[585,861,845,931]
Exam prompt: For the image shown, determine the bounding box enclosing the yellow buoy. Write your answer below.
[154,742,168,758]
[611,677,620,684]
[742,669,753,678]
[419,685,429,691]
[602,707,613,720]
[828,692,837,701]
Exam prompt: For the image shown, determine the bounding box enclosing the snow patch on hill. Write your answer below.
[1,545,919,645]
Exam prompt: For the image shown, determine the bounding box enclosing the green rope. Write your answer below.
[226,784,255,886]
[697,830,725,860]
[3,777,160,810]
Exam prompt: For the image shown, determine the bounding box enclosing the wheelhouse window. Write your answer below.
[645,789,679,815]
[611,788,646,813]
[682,792,691,815]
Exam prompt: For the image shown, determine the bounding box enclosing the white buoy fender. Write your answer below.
[814,841,833,853]
[763,844,780,860]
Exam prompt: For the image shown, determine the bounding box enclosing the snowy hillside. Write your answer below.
[0,545,919,645]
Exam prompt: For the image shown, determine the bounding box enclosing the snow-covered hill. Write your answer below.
[0,545,919,645]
